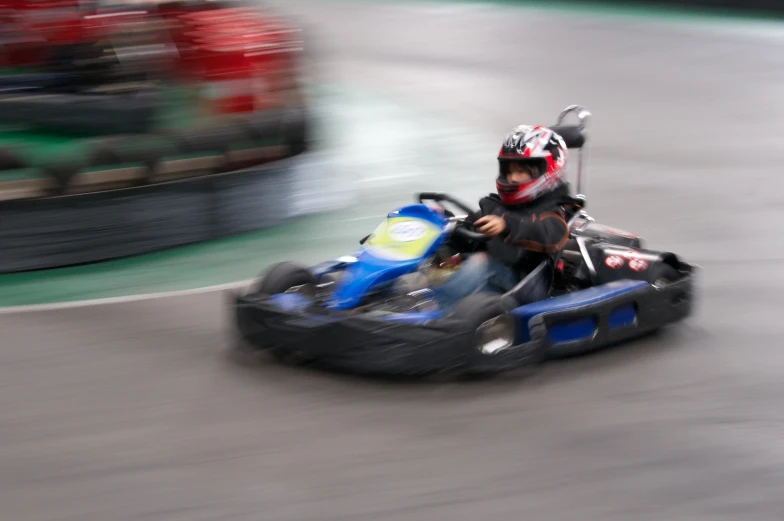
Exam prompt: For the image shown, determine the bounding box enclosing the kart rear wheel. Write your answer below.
[452,293,544,377]
[255,261,317,296]
[649,262,682,286]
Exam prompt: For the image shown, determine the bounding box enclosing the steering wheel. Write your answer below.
[417,194,452,217]
[417,192,490,243]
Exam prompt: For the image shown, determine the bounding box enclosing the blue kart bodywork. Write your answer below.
[320,203,449,311]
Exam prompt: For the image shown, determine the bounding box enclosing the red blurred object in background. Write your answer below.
[0,0,86,66]
[0,0,304,115]
[175,6,302,114]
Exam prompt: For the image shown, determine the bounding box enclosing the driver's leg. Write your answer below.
[433,252,493,309]
[485,256,521,294]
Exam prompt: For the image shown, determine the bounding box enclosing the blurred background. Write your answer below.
[2,0,784,520]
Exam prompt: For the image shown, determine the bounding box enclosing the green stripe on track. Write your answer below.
[281,0,784,26]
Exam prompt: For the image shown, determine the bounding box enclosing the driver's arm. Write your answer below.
[499,210,569,253]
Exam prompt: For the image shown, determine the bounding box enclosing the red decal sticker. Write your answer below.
[629,258,649,272]
[605,255,625,269]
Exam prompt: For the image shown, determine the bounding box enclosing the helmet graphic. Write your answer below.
[496,124,567,205]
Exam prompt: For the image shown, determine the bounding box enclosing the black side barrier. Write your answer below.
[0,88,162,136]
[0,106,311,273]
[0,156,301,273]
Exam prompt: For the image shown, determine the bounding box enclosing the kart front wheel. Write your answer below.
[255,261,317,295]
[252,261,319,365]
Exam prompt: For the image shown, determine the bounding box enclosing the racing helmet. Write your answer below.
[496,124,568,205]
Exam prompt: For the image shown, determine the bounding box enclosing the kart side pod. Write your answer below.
[560,238,688,290]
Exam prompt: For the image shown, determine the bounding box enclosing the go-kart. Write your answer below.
[231,105,696,375]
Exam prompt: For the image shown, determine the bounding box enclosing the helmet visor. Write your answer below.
[498,158,546,180]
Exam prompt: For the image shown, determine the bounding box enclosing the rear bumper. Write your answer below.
[516,272,695,359]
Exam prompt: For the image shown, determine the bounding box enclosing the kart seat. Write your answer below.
[550,125,585,149]
[500,260,552,309]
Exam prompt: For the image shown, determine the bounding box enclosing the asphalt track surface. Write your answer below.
[4,2,784,519]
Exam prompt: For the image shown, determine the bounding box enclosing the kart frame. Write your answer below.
[229,105,696,376]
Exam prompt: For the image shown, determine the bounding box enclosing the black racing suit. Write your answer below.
[475,183,574,278]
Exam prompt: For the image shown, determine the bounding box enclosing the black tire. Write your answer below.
[0,90,160,135]
[256,261,317,296]
[41,140,150,192]
[450,292,508,378]
[241,110,285,142]
[0,147,26,170]
[40,156,85,192]
[251,261,318,365]
[649,261,682,286]
[85,134,181,169]
[280,107,309,154]
[450,292,544,376]
[168,120,252,155]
